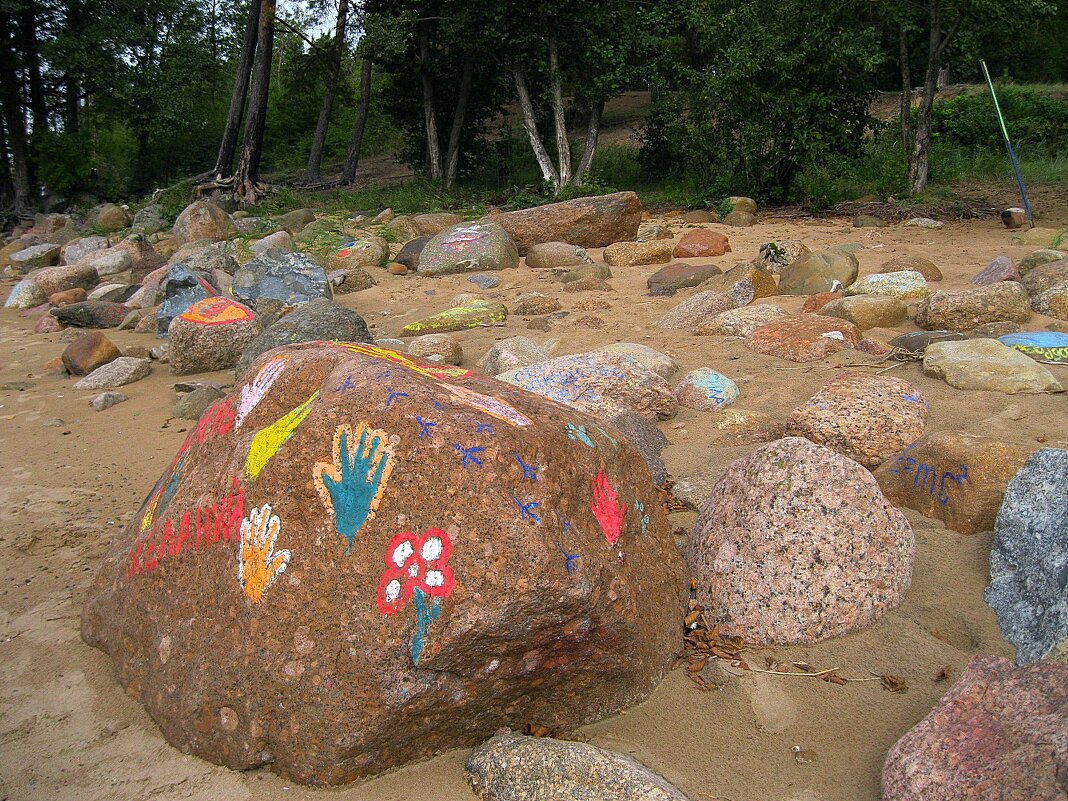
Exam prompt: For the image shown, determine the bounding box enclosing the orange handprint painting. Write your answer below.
[591,469,627,545]
[239,504,292,603]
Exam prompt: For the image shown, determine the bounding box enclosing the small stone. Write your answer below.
[91,391,128,411]
[1019,249,1065,276]
[1011,226,1067,248]
[681,209,717,223]
[819,295,907,330]
[9,243,61,272]
[51,301,129,329]
[855,336,893,356]
[407,333,463,365]
[637,222,672,242]
[845,271,930,300]
[747,316,862,362]
[410,212,464,236]
[275,208,316,234]
[387,262,409,275]
[968,321,1021,338]
[801,291,843,313]
[573,314,606,328]
[468,273,500,290]
[1021,258,1068,297]
[173,385,226,420]
[156,263,218,336]
[702,262,778,303]
[923,339,1062,394]
[603,239,673,267]
[172,200,236,245]
[674,368,739,411]
[250,231,294,256]
[401,300,507,337]
[525,241,593,269]
[656,290,738,332]
[34,316,63,333]
[757,240,808,274]
[853,213,885,228]
[61,331,122,376]
[73,357,152,390]
[723,209,756,227]
[878,254,943,282]
[972,255,1020,285]
[672,229,731,259]
[889,330,967,353]
[728,197,758,215]
[1032,285,1068,320]
[89,202,132,232]
[1000,207,1028,229]
[915,283,1033,331]
[511,293,561,315]
[646,262,722,294]
[328,267,376,294]
[394,236,431,270]
[696,303,787,337]
[90,250,133,277]
[49,288,87,306]
[562,277,611,293]
[902,217,943,229]
[778,249,859,295]
[325,237,388,271]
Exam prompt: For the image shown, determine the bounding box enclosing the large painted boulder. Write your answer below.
[483,192,642,255]
[81,341,686,785]
[417,221,519,276]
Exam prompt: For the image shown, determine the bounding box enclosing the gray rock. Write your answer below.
[181,241,240,276]
[465,732,691,801]
[889,330,967,353]
[73,357,152,390]
[10,243,61,272]
[236,297,371,376]
[328,267,375,294]
[418,221,519,276]
[1019,249,1066,277]
[89,250,133,277]
[778,249,859,295]
[602,408,669,485]
[985,448,1068,663]
[250,231,293,255]
[231,249,331,308]
[174,385,226,420]
[395,235,432,270]
[61,236,108,266]
[477,336,552,377]
[91,391,128,410]
[132,204,164,235]
[468,273,501,290]
[156,263,217,336]
[525,241,593,269]
[50,300,128,328]
[593,343,679,380]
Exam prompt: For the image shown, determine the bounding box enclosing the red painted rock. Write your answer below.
[690,437,914,644]
[801,291,842,313]
[49,287,88,306]
[168,297,259,376]
[484,192,642,255]
[81,341,686,785]
[873,432,1032,535]
[785,373,928,469]
[672,230,731,259]
[882,656,1068,801]
[61,331,122,376]
[746,316,862,362]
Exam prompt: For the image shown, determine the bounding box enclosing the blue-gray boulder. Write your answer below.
[231,249,331,308]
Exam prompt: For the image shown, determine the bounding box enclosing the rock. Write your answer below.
[696,303,787,337]
[326,237,389,271]
[874,432,1031,535]
[747,316,862,362]
[172,200,236,245]
[387,262,408,275]
[903,217,943,229]
[656,290,739,332]
[465,732,691,801]
[328,265,376,295]
[672,230,731,259]
[91,391,128,410]
[1032,286,1068,320]
[61,235,108,265]
[878,254,943,282]
[702,262,778,303]
[156,263,218,336]
[845,271,930,300]
[395,235,432,270]
[410,212,464,236]
[563,277,611,293]
[372,208,393,225]
[637,222,672,242]
[603,239,673,267]
[1012,226,1068,248]
[785,373,927,469]
[674,369,739,411]
[250,231,293,256]
[819,295,907,329]
[985,448,1068,663]
[34,316,63,333]
[592,343,678,380]
[4,277,47,309]
[969,321,1022,338]
[401,300,507,337]
[168,298,258,376]
[50,300,128,328]
[236,298,372,376]
[9,243,61,272]
[173,384,226,419]
[31,262,98,296]
[61,331,122,376]
[232,250,331,309]
[499,350,677,421]
[724,209,756,227]
[889,330,967,353]
[89,203,131,232]
[973,255,1020,285]
[778,249,859,295]
[512,293,561,316]
[477,336,551,376]
[728,196,757,215]
[1001,208,1029,229]
[116,235,166,281]
[179,242,240,277]
[49,287,88,306]
[647,262,722,294]
[853,214,885,228]
[916,283,1033,330]
[757,240,808,274]
[923,339,1062,394]
[690,437,914,644]
[73,357,151,390]
[276,208,316,235]
[998,331,1068,363]
[524,241,593,270]
[602,408,669,485]
[407,334,463,365]
[484,192,642,255]
[1021,258,1068,297]
[81,341,686,785]
[468,273,500,290]
[417,222,519,277]
[1019,249,1065,276]
[801,291,842,313]
[132,204,164,235]
[681,209,717,223]
[561,262,611,284]
[886,658,1068,801]
[89,250,133,277]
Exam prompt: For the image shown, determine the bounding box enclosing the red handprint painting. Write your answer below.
[591,469,627,545]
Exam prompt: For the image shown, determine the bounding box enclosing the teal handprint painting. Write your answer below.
[314,423,397,549]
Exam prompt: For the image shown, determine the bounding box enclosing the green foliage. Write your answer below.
[931,86,1068,157]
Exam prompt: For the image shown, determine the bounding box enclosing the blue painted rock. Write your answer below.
[232,250,332,310]
[418,222,519,277]
[985,448,1068,663]
[81,341,687,785]
[999,331,1068,364]
[673,368,739,411]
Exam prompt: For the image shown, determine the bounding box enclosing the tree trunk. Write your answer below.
[898,24,912,150]
[0,117,14,211]
[64,75,80,133]
[547,31,572,187]
[0,21,32,215]
[306,0,349,182]
[212,0,261,179]
[908,5,961,194]
[444,52,474,189]
[231,0,275,204]
[419,12,442,181]
[575,99,603,183]
[513,67,560,190]
[341,57,372,185]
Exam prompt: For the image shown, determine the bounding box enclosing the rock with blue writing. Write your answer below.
[232,250,332,310]
[418,222,519,277]
[923,339,1062,394]
[400,300,507,337]
[785,373,927,469]
[690,437,914,645]
[673,369,739,411]
[998,331,1068,363]
[499,351,678,421]
[874,432,1031,535]
[4,277,47,309]
[985,448,1068,663]
[81,340,687,785]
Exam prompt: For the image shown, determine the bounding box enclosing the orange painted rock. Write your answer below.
[873,432,1031,535]
[168,297,258,376]
[672,229,731,259]
[81,341,687,785]
[61,331,122,376]
[746,316,862,362]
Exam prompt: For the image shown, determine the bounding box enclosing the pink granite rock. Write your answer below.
[689,437,914,645]
[784,373,928,469]
[746,315,862,362]
[882,655,1068,801]
[972,256,1020,286]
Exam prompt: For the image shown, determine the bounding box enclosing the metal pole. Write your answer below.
[981,60,1034,228]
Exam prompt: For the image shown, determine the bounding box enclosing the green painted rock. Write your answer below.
[401,301,507,336]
